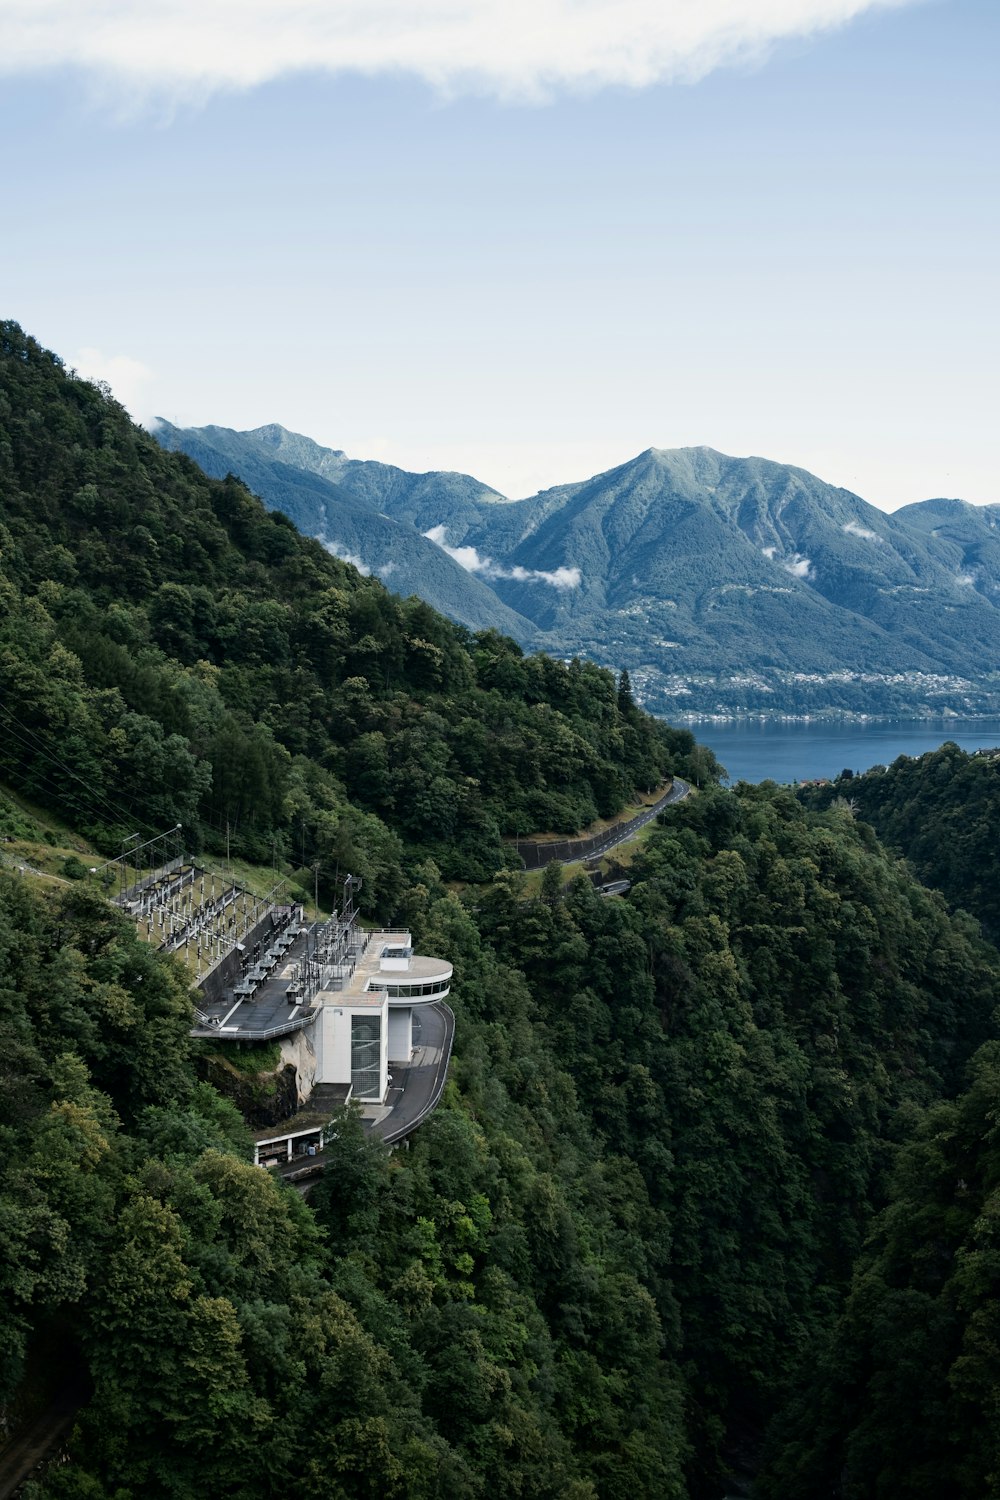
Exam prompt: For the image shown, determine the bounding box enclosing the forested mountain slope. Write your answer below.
[153,419,540,641]
[4,321,1000,1500]
[159,422,1000,719]
[799,742,1000,940]
[0,322,697,898]
[758,1038,1000,1499]
[895,494,1000,596]
[4,784,998,1499]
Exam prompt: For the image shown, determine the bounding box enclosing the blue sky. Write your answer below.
[1,0,996,509]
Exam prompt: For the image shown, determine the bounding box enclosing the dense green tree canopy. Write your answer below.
[3,322,1000,1499]
[0,322,707,903]
[799,743,1000,939]
[7,780,999,1499]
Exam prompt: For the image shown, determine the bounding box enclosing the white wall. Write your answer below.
[387,1006,412,1063]
[316,1000,389,1101]
[380,1010,389,1095]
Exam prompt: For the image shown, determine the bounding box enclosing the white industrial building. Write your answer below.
[313,929,452,1102]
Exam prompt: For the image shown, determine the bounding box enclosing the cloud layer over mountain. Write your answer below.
[423,526,581,589]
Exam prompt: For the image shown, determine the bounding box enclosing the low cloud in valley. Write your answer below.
[424,526,581,590]
[321,539,370,576]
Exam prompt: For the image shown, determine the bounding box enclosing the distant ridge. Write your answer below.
[157,422,1000,720]
[154,420,540,642]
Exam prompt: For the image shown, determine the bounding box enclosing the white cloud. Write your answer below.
[956,572,976,587]
[843,520,881,541]
[783,553,814,580]
[321,539,370,575]
[762,541,814,579]
[72,346,153,419]
[513,562,582,589]
[0,1,917,103]
[377,561,398,579]
[424,525,581,589]
[767,546,815,579]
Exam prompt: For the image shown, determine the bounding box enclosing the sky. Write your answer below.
[1,0,996,510]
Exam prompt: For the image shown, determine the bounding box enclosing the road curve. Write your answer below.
[278,1001,456,1186]
[578,777,689,864]
[374,1001,455,1145]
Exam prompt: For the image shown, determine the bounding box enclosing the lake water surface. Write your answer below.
[693,717,1000,785]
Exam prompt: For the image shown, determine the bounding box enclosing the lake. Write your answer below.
[692,717,1000,785]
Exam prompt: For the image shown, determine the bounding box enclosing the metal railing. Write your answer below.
[509,779,680,869]
[380,1002,455,1145]
[191,1004,319,1043]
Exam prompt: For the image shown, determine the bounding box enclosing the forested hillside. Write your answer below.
[757,1037,1000,1499]
[798,743,1000,939]
[153,418,536,641]
[4,787,998,1499]
[3,322,1000,1499]
[0,322,701,899]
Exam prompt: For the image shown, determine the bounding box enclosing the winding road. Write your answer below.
[0,1383,85,1500]
[373,1002,455,1146]
[277,1000,456,1185]
[581,777,690,862]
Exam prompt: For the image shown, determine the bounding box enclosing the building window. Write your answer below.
[351,1014,381,1100]
[368,977,451,998]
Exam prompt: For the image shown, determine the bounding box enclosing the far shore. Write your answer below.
[669,710,1000,727]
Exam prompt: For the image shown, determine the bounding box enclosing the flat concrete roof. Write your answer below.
[193,924,451,1038]
[368,952,453,983]
[315,929,435,1008]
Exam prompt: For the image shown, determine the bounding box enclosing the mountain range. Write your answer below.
[155,420,1000,719]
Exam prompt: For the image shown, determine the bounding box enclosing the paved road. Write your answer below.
[277,1000,456,1185]
[580,777,689,863]
[373,1002,455,1145]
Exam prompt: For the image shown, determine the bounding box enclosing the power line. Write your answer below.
[0,709,156,837]
[0,746,95,827]
[0,700,162,838]
[0,700,233,844]
[0,697,288,854]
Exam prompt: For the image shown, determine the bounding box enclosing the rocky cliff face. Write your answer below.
[280,1028,318,1106]
[199,1029,317,1127]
